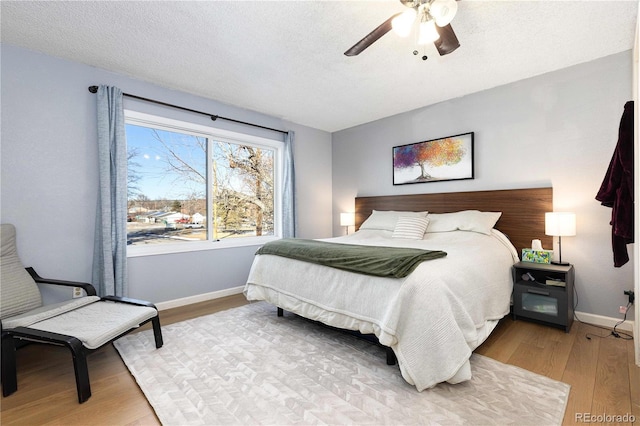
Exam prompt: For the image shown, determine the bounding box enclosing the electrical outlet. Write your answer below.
[624,290,635,304]
[619,305,628,314]
[72,287,83,298]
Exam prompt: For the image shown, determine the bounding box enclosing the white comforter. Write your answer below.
[244,229,518,391]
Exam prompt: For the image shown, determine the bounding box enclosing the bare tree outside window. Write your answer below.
[125,121,277,246]
[212,142,274,238]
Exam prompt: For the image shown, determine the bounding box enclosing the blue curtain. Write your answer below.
[282,131,297,238]
[92,85,128,297]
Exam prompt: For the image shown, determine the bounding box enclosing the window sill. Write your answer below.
[126,236,279,258]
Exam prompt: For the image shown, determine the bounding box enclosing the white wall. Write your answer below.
[332,51,634,321]
[1,44,333,304]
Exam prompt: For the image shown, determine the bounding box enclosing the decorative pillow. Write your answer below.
[1,224,43,320]
[426,210,502,235]
[392,216,430,240]
[359,210,428,232]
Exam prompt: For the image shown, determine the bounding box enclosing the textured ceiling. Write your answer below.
[1,1,637,132]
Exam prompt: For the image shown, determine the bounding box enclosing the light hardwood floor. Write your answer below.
[1,294,637,425]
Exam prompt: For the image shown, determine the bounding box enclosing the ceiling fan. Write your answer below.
[344,0,460,58]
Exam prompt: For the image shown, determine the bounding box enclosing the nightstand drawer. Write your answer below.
[522,293,558,316]
[514,284,568,324]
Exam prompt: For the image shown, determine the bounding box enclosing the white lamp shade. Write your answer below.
[418,19,440,44]
[391,8,417,38]
[430,0,458,27]
[545,212,576,237]
[340,212,355,227]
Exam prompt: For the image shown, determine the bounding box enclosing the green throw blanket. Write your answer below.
[256,238,447,278]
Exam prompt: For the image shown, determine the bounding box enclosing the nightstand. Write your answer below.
[512,262,574,332]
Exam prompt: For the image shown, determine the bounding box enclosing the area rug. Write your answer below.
[114,302,570,425]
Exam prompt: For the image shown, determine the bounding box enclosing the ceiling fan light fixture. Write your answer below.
[343,0,461,57]
[418,17,440,44]
[391,8,417,37]
[430,0,458,27]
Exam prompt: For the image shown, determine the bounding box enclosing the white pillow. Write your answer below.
[392,216,430,240]
[360,210,428,232]
[426,210,502,235]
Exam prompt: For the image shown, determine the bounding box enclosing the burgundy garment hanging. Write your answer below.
[595,101,634,267]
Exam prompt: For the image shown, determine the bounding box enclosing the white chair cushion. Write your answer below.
[1,224,42,319]
[2,296,101,329]
[27,300,158,350]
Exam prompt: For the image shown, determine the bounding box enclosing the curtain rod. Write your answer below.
[88,86,287,135]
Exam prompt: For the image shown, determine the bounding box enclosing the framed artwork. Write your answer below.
[393,132,474,185]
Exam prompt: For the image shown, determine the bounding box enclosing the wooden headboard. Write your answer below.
[355,187,553,257]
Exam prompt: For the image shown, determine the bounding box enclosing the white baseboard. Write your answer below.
[575,310,634,333]
[155,286,245,311]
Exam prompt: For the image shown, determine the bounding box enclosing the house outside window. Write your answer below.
[125,111,282,255]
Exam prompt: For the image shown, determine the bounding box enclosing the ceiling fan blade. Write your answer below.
[434,23,460,56]
[344,13,402,56]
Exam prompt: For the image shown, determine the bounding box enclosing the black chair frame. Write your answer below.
[1,267,163,403]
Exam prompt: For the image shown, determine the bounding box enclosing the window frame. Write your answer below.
[124,110,283,257]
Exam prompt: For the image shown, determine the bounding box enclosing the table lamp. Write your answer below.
[545,212,576,265]
[340,212,355,235]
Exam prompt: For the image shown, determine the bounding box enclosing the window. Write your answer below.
[125,111,282,253]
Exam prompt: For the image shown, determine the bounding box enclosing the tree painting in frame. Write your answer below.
[393,132,474,185]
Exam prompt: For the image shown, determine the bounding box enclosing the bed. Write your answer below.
[244,187,553,390]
